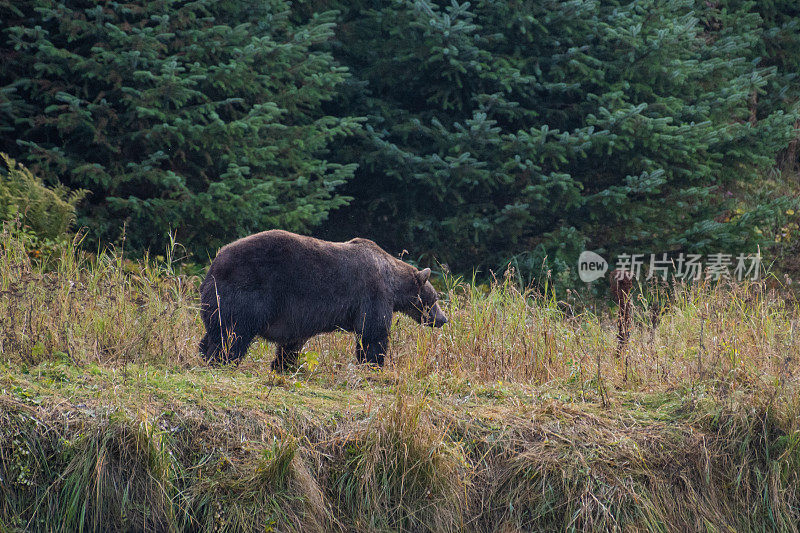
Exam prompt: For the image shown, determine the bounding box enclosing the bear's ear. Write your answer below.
[416,267,431,285]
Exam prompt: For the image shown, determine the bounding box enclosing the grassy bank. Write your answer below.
[1,228,799,532]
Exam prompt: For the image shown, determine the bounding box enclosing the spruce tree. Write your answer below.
[321,0,798,285]
[0,0,361,255]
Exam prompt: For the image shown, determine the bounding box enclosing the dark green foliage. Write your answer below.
[715,0,800,171]
[1,0,799,284]
[0,152,86,240]
[321,0,798,284]
[717,1,800,116]
[0,0,361,256]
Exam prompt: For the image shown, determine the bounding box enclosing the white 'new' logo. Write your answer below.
[578,251,608,282]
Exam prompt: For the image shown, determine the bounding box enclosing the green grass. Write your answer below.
[1,226,799,532]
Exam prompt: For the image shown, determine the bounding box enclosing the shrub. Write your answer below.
[0,152,85,240]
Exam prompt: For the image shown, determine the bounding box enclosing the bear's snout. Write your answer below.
[425,304,448,327]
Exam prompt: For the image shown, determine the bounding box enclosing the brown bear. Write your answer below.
[199,230,448,369]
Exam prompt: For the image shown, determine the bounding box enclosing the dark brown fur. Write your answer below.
[199,230,447,369]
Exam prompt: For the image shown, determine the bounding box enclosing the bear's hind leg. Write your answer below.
[199,333,210,360]
[200,321,249,365]
[223,331,255,365]
[272,339,306,372]
[207,295,265,365]
[200,330,227,365]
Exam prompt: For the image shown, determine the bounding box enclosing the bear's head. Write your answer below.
[401,267,448,327]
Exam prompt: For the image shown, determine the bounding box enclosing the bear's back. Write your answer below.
[208,230,399,285]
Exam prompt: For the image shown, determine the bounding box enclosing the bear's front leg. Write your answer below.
[356,334,389,367]
[355,308,392,367]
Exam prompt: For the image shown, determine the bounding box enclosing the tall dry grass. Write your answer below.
[0,225,200,367]
[1,225,800,531]
[2,222,798,399]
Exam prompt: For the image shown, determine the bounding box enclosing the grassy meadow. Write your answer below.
[1,227,799,532]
